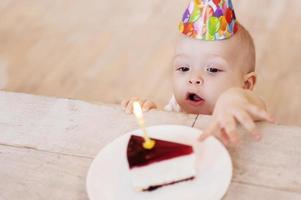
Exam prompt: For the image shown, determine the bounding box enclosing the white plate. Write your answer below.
[86,125,232,200]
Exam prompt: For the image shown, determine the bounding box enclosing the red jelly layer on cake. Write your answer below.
[127,135,193,169]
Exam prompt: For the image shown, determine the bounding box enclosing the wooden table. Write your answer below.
[0,91,300,200]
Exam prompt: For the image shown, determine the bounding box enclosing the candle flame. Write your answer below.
[132,101,156,149]
[133,101,143,119]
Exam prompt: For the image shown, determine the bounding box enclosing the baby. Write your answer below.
[121,0,274,146]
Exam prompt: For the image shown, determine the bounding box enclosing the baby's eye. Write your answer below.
[206,67,222,73]
[177,66,190,72]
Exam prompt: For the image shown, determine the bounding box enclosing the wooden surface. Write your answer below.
[0,91,301,200]
[0,0,301,126]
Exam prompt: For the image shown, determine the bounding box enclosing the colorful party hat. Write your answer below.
[179,0,238,41]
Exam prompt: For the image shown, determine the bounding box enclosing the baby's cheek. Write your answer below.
[204,82,229,105]
[173,80,186,95]
[173,87,186,104]
[209,80,241,104]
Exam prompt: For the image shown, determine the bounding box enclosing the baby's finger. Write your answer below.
[125,101,134,114]
[198,121,219,142]
[220,128,230,146]
[142,100,157,112]
[126,99,143,114]
[121,99,129,110]
[233,109,255,131]
[122,97,139,111]
[221,114,238,144]
[233,109,261,140]
[246,105,275,123]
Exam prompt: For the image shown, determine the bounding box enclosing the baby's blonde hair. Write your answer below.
[236,23,256,73]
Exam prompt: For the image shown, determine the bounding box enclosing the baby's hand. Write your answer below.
[199,88,275,146]
[121,97,157,114]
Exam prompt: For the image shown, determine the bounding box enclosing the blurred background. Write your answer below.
[0,0,300,125]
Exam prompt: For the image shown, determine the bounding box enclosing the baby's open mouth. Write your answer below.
[186,92,205,106]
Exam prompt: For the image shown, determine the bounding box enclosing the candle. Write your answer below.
[133,101,155,149]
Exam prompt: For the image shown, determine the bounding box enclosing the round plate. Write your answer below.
[86,125,232,200]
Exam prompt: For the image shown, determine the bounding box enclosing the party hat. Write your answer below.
[179,0,238,41]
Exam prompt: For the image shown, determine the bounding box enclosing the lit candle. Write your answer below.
[133,101,155,149]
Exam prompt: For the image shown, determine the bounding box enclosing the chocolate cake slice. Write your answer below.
[127,135,196,191]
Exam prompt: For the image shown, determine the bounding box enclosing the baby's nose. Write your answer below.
[189,78,203,85]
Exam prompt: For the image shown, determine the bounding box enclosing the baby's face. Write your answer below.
[172,34,248,114]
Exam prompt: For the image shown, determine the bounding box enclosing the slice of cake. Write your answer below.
[127,135,196,191]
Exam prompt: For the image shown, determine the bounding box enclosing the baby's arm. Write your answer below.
[121,97,157,114]
[199,87,275,146]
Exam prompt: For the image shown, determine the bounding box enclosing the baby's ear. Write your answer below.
[243,72,256,90]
